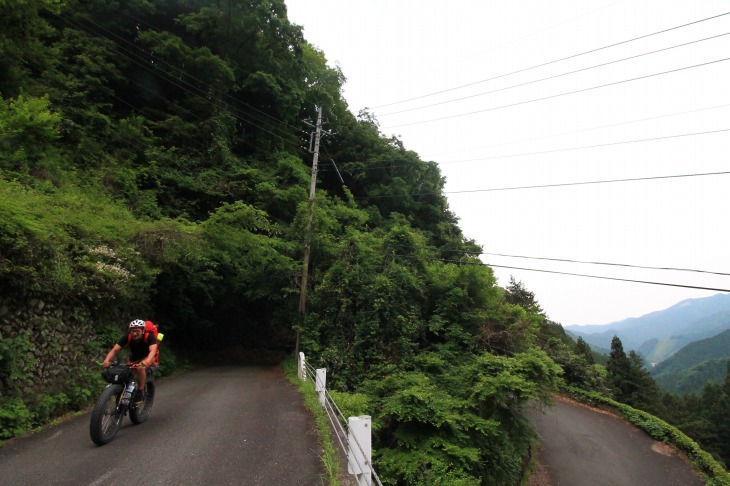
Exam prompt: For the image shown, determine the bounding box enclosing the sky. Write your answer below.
[285,0,730,326]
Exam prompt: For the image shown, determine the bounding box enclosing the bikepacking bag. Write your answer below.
[102,364,131,384]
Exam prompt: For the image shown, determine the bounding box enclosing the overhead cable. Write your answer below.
[482,263,730,293]
[443,128,730,166]
[368,237,728,276]
[371,11,730,109]
[358,171,730,198]
[317,103,730,170]
[382,57,730,129]
[481,252,730,277]
[386,251,730,291]
[335,127,730,172]
[377,32,730,117]
[420,102,730,160]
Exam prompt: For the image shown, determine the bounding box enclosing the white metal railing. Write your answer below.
[298,352,383,486]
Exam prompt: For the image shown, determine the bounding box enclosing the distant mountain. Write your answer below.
[651,329,730,394]
[564,293,730,363]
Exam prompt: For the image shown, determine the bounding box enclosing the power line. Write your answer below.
[419,102,730,160]
[332,127,730,172]
[382,57,730,129]
[371,11,730,109]
[482,263,730,293]
[443,128,730,166]
[384,252,730,292]
[377,32,730,117]
[318,103,730,171]
[480,252,730,277]
[359,0,626,103]
[371,237,730,277]
[447,171,730,194]
[358,171,730,198]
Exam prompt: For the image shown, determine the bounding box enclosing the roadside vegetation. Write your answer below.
[283,358,341,486]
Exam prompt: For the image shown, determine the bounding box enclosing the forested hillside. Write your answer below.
[0,1,564,483]
[1,1,728,483]
[652,329,730,394]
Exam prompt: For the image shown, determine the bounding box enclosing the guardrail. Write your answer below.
[298,352,383,486]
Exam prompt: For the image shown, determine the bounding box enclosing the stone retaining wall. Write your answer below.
[0,295,97,396]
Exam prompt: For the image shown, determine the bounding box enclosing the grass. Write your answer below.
[282,356,342,486]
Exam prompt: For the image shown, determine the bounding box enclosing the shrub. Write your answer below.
[0,397,32,441]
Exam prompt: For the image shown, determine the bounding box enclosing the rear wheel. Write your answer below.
[90,384,124,445]
[129,382,155,424]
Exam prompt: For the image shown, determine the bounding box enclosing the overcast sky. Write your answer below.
[285,0,730,326]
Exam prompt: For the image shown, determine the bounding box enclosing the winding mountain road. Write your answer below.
[2,367,709,486]
[528,396,705,486]
[0,366,325,486]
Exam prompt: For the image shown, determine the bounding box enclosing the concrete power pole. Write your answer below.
[295,105,323,356]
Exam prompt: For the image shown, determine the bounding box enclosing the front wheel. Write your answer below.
[129,382,155,424]
[90,384,124,445]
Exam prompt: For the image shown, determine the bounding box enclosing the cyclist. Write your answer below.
[102,319,158,405]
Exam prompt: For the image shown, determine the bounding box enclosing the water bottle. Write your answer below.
[123,381,137,402]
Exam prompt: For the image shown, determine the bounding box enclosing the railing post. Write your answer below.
[347,415,372,486]
[315,368,326,406]
[298,352,306,381]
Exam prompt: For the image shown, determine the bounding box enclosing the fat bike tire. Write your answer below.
[129,382,155,424]
[90,384,124,445]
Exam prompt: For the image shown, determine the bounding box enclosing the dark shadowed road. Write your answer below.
[0,366,325,486]
[528,396,704,486]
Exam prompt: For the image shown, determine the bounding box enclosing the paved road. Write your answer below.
[528,396,704,486]
[0,366,325,486]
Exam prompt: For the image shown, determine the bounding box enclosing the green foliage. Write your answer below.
[0,94,61,180]
[505,277,543,316]
[655,358,729,395]
[575,336,594,364]
[363,349,561,485]
[0,332,37,384]
[652,329,730,394]
[0,397,33,441]
[156,345,188,378]
[541,337,606,391]
[0,0,63,99]
[605,336,664,415]
[328,390,369,419]
[672,374,730,469]
[31,392,71,424]
[68,363,106,409]
[0,179,156,308]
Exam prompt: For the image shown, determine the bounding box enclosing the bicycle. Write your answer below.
[89,362,156,445]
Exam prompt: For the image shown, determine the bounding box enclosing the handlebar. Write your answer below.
[99,361,148,369]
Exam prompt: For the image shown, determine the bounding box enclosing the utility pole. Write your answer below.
[295,105,323,357]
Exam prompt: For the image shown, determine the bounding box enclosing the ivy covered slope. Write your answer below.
[0,1,572,484]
